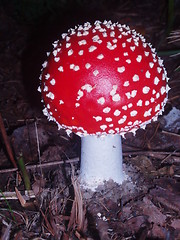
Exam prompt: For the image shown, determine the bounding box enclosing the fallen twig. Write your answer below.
[0,157,79,174]
[0,149,180,176]
[0,189,35,201]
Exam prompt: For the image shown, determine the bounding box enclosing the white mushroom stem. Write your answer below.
[79,134,126,190]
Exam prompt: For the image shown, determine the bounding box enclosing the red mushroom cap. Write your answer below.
[39,20,170,137]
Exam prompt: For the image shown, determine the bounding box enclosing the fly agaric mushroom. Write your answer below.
[38,20,170,190]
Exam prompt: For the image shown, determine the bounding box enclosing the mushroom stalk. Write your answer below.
[80,135,126,190]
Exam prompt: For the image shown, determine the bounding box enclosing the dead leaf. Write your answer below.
[15,187,35,208]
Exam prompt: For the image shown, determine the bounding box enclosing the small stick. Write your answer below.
[0,113,17,168]
[0,157,79,174]
[0,149,179,175]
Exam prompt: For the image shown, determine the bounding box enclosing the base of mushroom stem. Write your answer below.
[79,134,126,191]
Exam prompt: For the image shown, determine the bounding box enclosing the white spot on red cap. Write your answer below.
[70,64,80,71]
[102,32,107,37]
[37,86,41,92]
[126,37,132,42]
[81,84,93,92]
[128,103,133,108]
[50,79,55,85]
[162,73,166,80]
[156,92,160,99]
[114,57,119,61]
[144,108,152,117]
[53,50,58,56]
[74,66,80,71]
[137,99,143,106]
[66,43,71,48]
[133,74,139,82]
[103,107,111,113]
[130,46,135,51]
[125,90,137,99]
[92,35,100,42]
[149,62,154,68]
[108,129,115,134]
[110,31,115,37]
[123,81,129,86]
[142,86,150,94]
[145,70,151,78]
[122,105,127,110]
[85,63,91,69]
[75,103,80,107]
[112,94,121,102]
[43,108,48,116]
[130,110,137,117]
[93,70,99,76]
[107,42,117,50]
[112,39,117,43]
[54,57,60,62]
[89,46,97,52]
[106,117,112,122]
[46,92,54,100]
[114,109,121,116]
[161,86,166,95]
[166,85,171,92]
[150,97,155,103]
[117,66,125,73]
[136,55,142,62]
[100,125,107,130]
[58,66,64,72]
[43,86,48,92]
[93,116,102,121]
[126,59,131,64]
[110,85,117,96]
[158,59,163,66]
[154,77,160,85]
[118,115,127,124]
[45,73,50,80]
[97,54,104,59]
[61,33,67,39]
[70,64,74,69]
[68,49,73,56]
[155,104,160,112]
[78,39,87,45]
[59,100,64,104]
[42,61,48,68]
[97,97,105,105]
[77,32,82,37]
[77,90,84,101]
[78,50,84,55]
[122,42,126,48]
[144,51,149,56]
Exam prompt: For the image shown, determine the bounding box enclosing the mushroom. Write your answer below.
[38,20,170,190]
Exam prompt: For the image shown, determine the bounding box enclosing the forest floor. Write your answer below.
[0,1,180,239]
